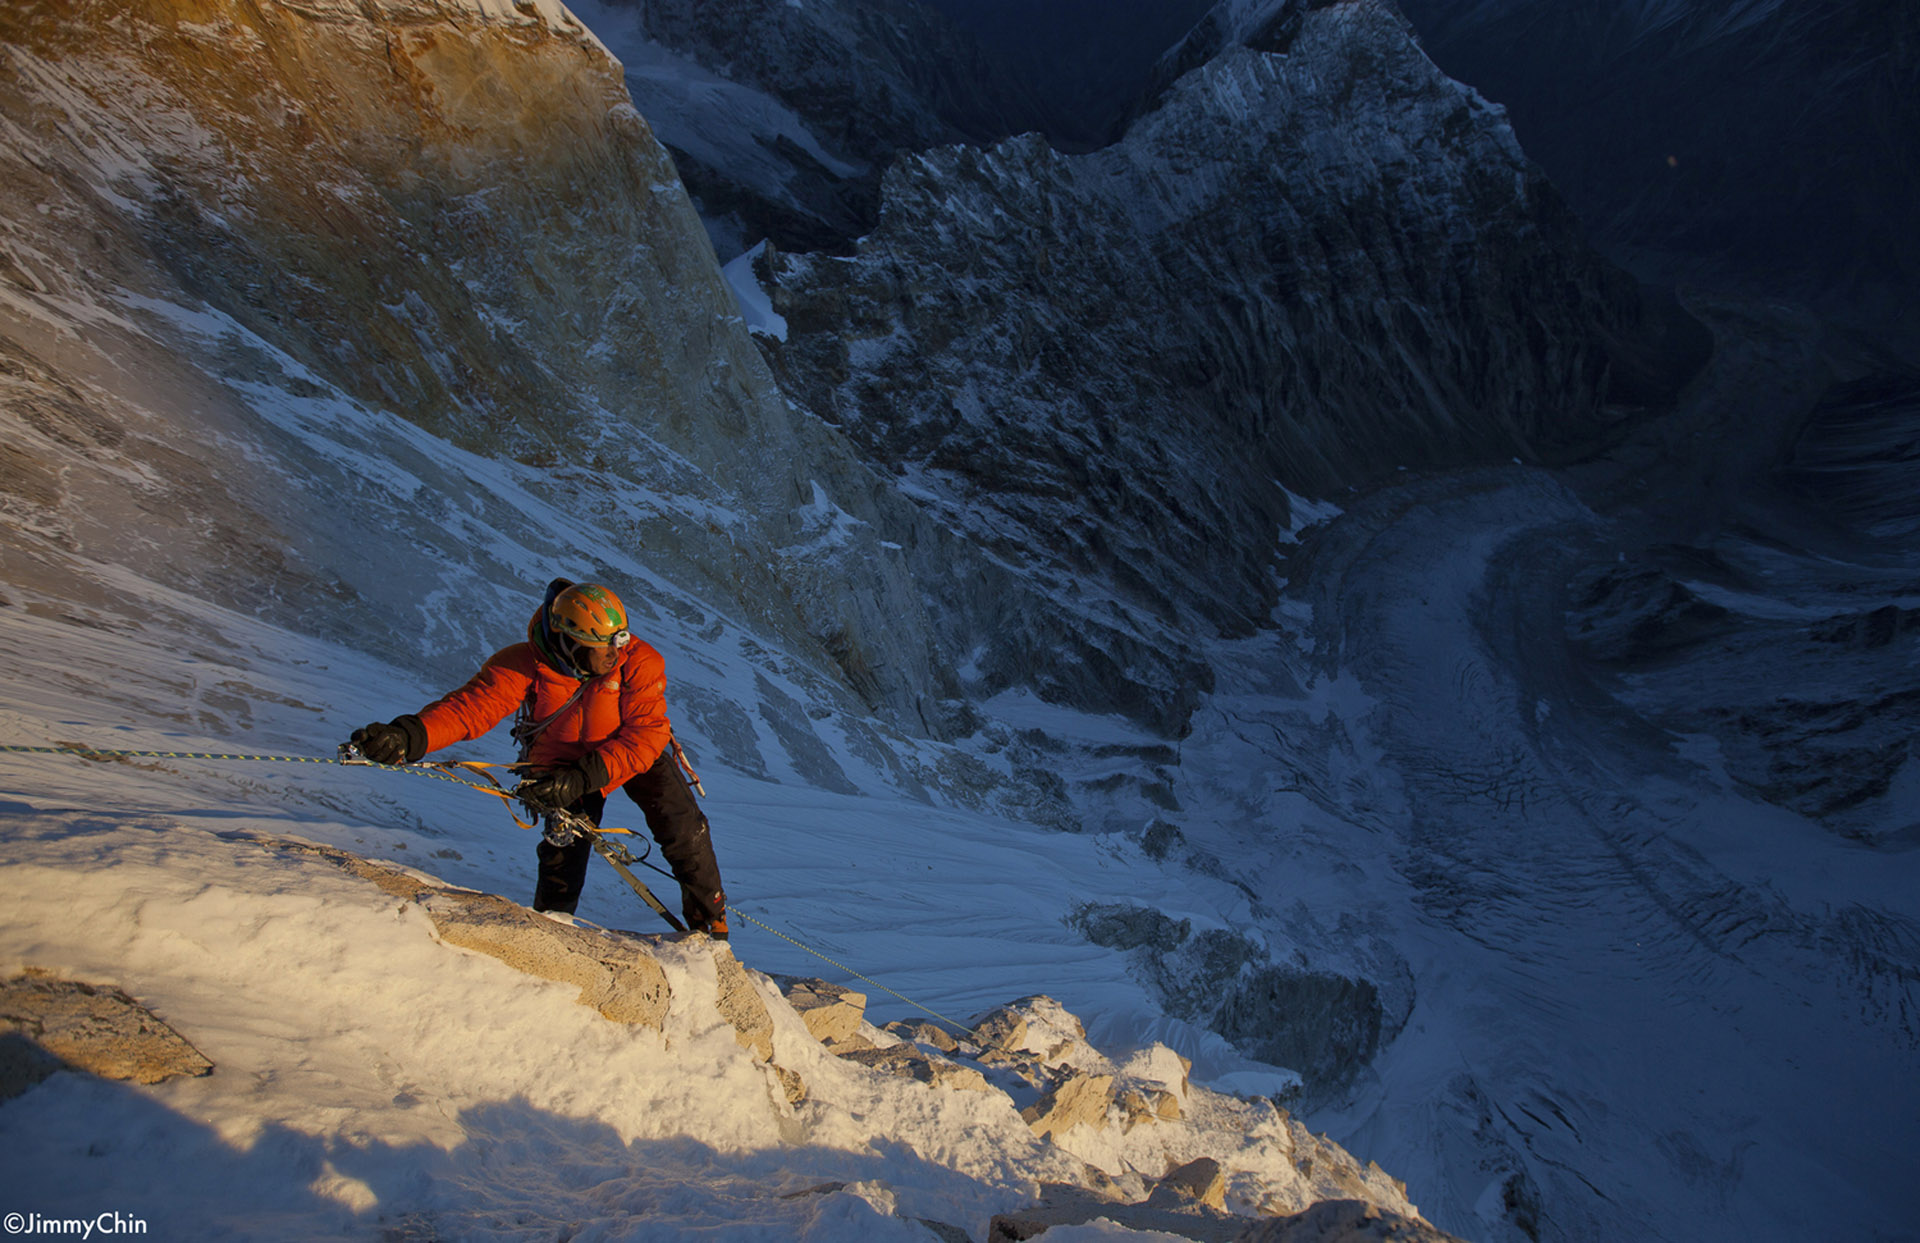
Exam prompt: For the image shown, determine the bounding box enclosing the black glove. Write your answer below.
[349,717,424,765]
[515,764,592,812]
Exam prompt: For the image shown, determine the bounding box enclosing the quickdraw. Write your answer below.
[670,737,706,796]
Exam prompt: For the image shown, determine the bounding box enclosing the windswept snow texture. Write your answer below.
[0,590,1352,1241]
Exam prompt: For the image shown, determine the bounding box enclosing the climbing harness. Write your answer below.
[4,739,976,1040]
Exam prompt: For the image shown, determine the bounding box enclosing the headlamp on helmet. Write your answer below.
[533,580,631,677]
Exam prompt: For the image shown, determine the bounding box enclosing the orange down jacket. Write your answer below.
[415,624,675,795]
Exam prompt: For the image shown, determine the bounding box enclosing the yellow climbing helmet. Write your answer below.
[547,582,631,648]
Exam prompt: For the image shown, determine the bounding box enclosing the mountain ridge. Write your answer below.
[757,0,1700,733]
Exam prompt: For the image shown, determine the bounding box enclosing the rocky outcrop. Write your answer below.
[0,970,212,1098]
[761,0,1697,733]
[0,818,1455,1242]
[770,976,992,1090]
[836,1042,992,1092]
[1234,1199,1469,1242]
[429,893,677,1030]
[984,1183,1468,1242]
[1021,1073,1116,1141]
[773,974,869,1047]
[274,840,684,1032]
[1078,902,1399,1097]
[954,996,1423,1222]
[883,1018,960,1053]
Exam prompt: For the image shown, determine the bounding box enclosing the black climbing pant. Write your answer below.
[533,747,726,928]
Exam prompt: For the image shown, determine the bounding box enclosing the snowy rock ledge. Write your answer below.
[0,811,1457,1241]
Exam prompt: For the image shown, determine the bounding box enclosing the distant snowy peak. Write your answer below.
[566,0,1044,255]
[1133,0,1380,121]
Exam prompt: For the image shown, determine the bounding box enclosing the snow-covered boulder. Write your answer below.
[775,973,870,1047]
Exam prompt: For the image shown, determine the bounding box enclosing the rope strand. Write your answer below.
[726,904,978,1040]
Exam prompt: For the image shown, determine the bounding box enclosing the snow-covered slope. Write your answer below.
[0,686,1445,1241]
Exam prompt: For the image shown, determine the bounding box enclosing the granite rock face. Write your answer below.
[762,0,1694,733]
[0,0,1702,753]
[0,0,958,735]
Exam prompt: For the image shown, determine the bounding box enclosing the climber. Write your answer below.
[347,579,728,937]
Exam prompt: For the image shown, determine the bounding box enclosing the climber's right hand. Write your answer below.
[350,719,415,765]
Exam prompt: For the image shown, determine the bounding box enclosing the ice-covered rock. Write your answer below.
[1020,1071,1115,1140]
[773,974,869,1046]
[836,1042,992,1093]
[1237,1198,1469,1242]
[1148,1155,1227,1211]
[884,1017,962,1053]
